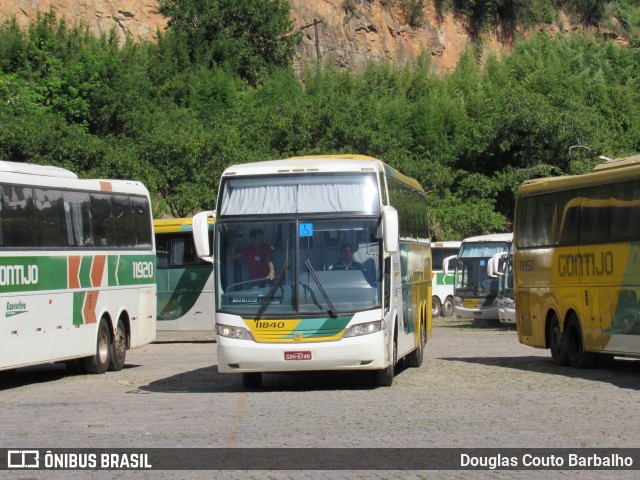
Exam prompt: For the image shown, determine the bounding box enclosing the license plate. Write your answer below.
[284,351,312,361]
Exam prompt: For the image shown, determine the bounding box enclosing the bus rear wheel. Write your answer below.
[441,296,454,318]
[405,319,426,368]
[109,319,127,372]
[548,315,568,366]
[566,315,597,369]
[432,297,441,318]
[83,317,111,374]
[242,372,262,388]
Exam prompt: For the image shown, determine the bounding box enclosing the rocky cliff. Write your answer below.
[0,1,620,73]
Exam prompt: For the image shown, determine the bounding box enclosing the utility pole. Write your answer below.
[299,19,323,68]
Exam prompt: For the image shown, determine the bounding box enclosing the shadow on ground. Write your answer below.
[135,363,413,394]
[439,354,640,390]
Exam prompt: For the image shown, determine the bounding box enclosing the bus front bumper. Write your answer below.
[216,330,388,373]
[454,306,499,321]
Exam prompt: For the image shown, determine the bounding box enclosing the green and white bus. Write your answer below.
[443,233,513,325]
[431,241,461,318]
[0,160,156,374]
[154,217,215,333]
[193,154,432,388]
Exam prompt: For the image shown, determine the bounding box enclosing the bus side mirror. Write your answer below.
[382,206,399,254]
[487,252,506,278]
[442,255,457,275]
[192,210,215,263]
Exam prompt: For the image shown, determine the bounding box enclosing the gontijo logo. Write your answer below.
[0,264,38,286]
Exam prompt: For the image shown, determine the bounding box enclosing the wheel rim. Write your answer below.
[98,328,109,364]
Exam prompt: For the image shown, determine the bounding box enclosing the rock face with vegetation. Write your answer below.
[0,1,638,238]
[1,1,631,72]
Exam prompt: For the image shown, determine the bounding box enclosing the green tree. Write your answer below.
[157,0,300,83]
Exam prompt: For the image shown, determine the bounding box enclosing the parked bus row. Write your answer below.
[1,155,432,389]
[3,152,639,379]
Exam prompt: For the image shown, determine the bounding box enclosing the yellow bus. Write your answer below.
[192,154,431,387]
[154,217,215,334]
[514,154,640,368]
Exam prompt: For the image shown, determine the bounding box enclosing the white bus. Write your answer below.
[487,242,515,325]
[431,241,461,318]
[444,233,513,325]
[154,217,215,333]
[193,154,432,388]
[0,160,156,374]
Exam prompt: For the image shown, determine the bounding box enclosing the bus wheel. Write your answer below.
[566,315,597,369]
[109,319,127,372]
[432,297,441,318]
[83,317,111,374]
[441,296,454,318]
[242,372,262,388]
[405,319,426,368]
[375,333,397,387]
[548,315,569,366]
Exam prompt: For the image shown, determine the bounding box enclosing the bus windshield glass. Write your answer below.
[216,218,381,316]
[219,173,380,216]
[456,241,509,296]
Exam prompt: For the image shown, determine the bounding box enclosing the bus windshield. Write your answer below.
[216,218,381,316]
[219,173,380,215]
[456,241,509,296]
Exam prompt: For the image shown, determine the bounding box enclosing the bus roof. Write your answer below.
[518,154,640,196]
[591,153,640,172]
[222,155,425,194]
[432,240,462,248]
[154,216,214,234]
[461,233,513,244]
[0,160,78,179]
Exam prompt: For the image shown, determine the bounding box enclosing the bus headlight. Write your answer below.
[454,296,462,307]
[343,320,384,338]
[216,324,253,340]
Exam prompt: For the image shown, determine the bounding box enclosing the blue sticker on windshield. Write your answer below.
[299,223,313,237]
[480,260,486,266]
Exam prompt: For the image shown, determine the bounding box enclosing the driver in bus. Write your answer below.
[331,243,363,270]
[233,229,276,281]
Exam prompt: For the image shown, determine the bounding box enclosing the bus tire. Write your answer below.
[375,332,397,387]
[441,296,454,318]
[109,319,127,372]
[548,315,569,366]
[83,317,111,374]
[242,372,262,388]
[432,297,441,318]
[566,315,597,369]
[405,318,426,368]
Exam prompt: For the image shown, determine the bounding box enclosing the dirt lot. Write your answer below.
[1,318,639,479]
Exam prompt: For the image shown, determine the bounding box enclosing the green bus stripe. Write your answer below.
[73,291,85,325]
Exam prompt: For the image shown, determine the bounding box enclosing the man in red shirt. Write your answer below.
[233,229,275,281]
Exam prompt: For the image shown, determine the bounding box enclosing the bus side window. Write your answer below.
[34,188,66,247]
[1,185,37,247]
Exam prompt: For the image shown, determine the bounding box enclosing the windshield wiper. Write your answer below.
[304,259,338,319]
[255,261,289,321]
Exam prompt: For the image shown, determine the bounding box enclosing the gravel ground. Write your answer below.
[1,318,639,479]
